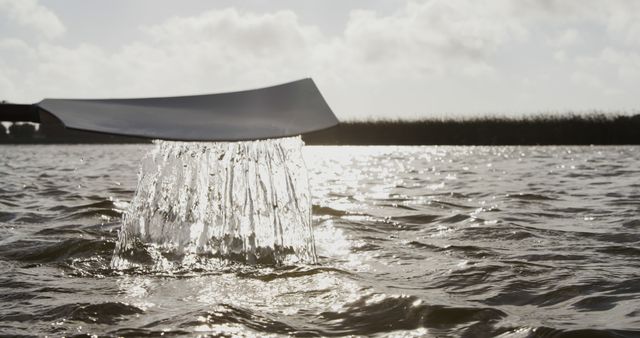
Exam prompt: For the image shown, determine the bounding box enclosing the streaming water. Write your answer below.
[111,136,316,270]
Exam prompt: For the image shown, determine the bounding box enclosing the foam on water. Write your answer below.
[111,136,316,269]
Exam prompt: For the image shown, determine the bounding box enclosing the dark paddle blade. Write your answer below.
[16,78,337,141]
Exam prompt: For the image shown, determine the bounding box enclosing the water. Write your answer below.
[0,144,639,337]
[112,137,316,270]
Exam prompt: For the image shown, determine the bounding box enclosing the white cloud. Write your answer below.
[2,0,640,117]
[135,8,324,91]
[341,0,527,77]
[553,50,567,62]
[0,8,328,101]
[518,0,640,45]
[571,71,603,89]
[571,47,640,99]
[548,29,580,47]
[0,0,65,39]
[1,2,526,104]
[599,47,640,81]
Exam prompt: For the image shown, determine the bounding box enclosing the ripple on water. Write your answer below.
[1,145,640,336]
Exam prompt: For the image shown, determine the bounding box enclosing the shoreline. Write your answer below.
[2,114,639,145]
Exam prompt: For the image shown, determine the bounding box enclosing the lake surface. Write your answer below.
[0,144,639,337]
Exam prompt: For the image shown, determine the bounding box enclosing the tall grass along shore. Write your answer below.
[303,113,640,145]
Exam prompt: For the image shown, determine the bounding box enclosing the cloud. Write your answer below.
[1,7,328,101]
[600,48,640,81]
[144,8,320,54]
[517,0,640,45]
[575,47,640,87]
[1,2,526,101]
[134,8,324,90]
[2,0,640,117]
[0,0,65,39]
[571,71,603,89]
[341,0,527,77]
[548,29,580,47]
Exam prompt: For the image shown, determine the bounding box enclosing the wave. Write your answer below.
[0,302,143,325]
[0,238,114,263]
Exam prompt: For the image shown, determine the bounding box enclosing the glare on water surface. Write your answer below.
[0,144,639,337]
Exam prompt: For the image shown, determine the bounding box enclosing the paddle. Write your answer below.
[0,78,338,141]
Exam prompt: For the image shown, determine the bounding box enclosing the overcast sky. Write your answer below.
[1,0,640,120]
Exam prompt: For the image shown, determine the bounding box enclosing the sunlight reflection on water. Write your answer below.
[0,145,639,336]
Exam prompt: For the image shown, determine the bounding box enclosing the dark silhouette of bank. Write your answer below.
[1,117,147,144]
[1,113,639,145]
[303,114,640,145]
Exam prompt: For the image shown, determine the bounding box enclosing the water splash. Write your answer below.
[111,136,316,270]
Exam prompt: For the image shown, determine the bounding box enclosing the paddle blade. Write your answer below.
[36,78,338,141]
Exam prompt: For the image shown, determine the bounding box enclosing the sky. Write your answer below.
[1,0,640,120]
